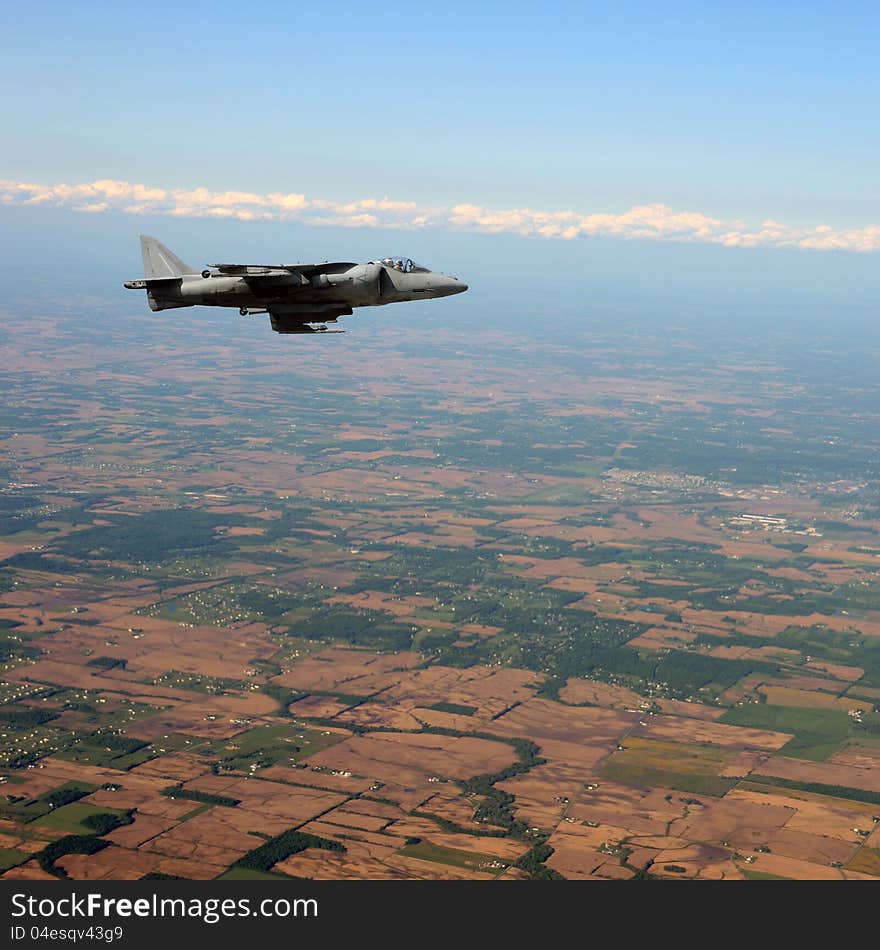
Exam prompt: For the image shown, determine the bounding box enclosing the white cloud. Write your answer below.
[0,176,878,253]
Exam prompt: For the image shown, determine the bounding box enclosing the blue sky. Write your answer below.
[4,1,878,220]
[1,0,879,316]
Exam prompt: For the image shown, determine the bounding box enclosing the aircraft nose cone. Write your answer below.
[433,275,468,296]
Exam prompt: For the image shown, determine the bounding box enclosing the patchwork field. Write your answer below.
[2,304,879,880]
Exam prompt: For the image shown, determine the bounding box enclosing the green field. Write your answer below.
[204,722,346,772]
[427,702,477,716]
[0,847,29,872]
[399,840,508,876]
[719,703,874,761]
[55,729,151,768]
[32,802,131,835]
[600,737,738,798]
[0,781,96,823]
[152,670,250,694]
[741,868,791,880]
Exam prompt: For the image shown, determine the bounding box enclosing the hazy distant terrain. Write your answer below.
[1,293,879,880]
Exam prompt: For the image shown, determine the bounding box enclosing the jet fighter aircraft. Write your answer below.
[124,236,468,334]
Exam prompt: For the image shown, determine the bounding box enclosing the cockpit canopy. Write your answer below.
[378,256,429,273]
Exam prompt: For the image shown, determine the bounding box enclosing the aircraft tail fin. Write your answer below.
[140,235,198,279]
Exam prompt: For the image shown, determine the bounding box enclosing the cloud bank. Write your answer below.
[1,177,878,253]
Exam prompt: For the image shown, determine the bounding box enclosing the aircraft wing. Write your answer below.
[209,262,357,277]
[209,264,292,277]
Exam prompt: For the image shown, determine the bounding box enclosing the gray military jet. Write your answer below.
[124,235,468,334]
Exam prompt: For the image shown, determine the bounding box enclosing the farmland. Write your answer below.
[1,299,879,879]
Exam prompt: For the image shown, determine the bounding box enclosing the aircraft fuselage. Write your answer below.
[124,238,468,334]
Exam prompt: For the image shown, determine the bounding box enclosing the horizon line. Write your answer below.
[2,176,878,254]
